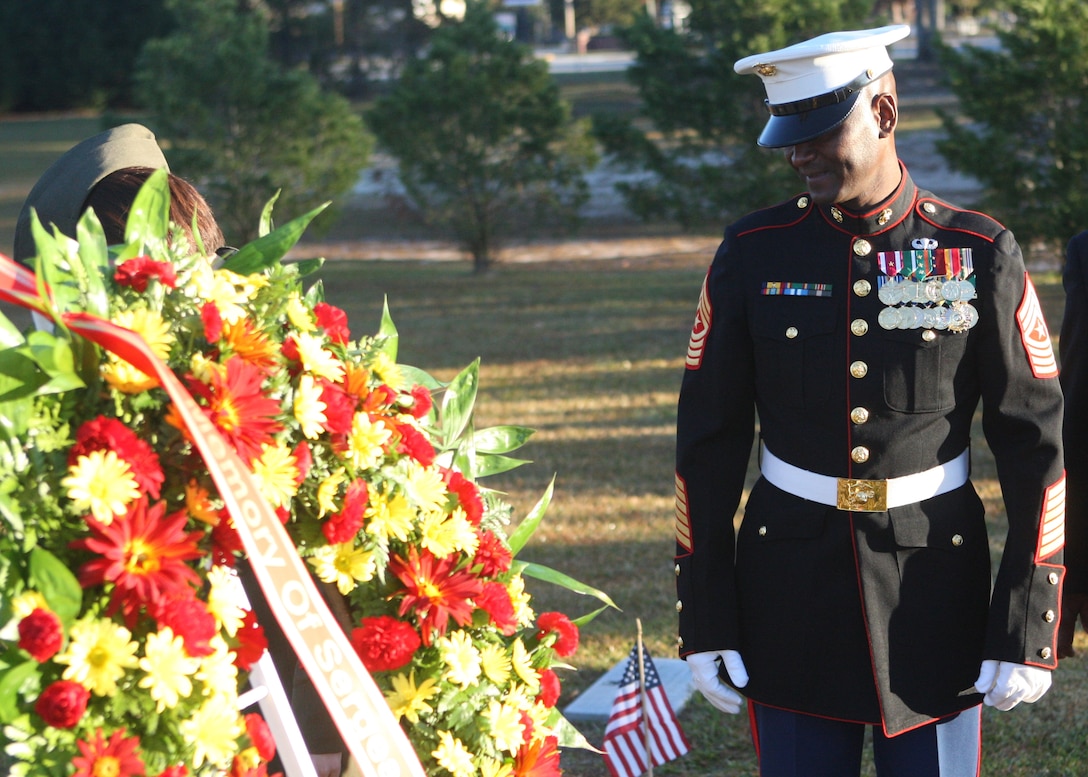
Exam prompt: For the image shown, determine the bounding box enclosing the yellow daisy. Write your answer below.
[138,627,200,712]
[348,412,391,472]
[103,308,174,393]
[384,670,439,724]
[61,450,140,525]
[369,351,404,390]
[308,543,376,595]
[508,575,535,627]
[421,510,478,559]
[196,636,239,702]
[479,642,512,686]
[294,373,328,439]
[55,618,139,697]
[366,486,415,543]
[316,469,347,518]
[294,331,345,382]
[479,758,514,777]
[192,266,250,324]
[510,638,539,691]
[432,731,474,777]
[438,630,481,689]
[405,461,448,517]
[251,441,300,508]
[206,565,246,637]
[285,292,316,331]
[179,697,245,769]
[484,699,525,755]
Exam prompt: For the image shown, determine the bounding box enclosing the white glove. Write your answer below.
[973,660,1052,711]
[686,650,749,714]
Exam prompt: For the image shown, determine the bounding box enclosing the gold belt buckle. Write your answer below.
[836,478,888,512]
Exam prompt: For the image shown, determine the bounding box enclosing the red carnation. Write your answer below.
[396,423,435,466]
[537,612,579,658]
[474,530,513,577]
[406,385,433,419]
[537,668,561,708]
[233,609,268,671]
[157,767,188,777]
[18,607,63,662]
[154,592,217,657]
[35,680,90,729]
[445,470,483,526]
[201,302,223,343]
[293,441,312,484]
[245,713,277,761]
[70,416,164,499]
[323,480,368,545]
[314,303,351,345]
[475,582,518,635]
[212,516,244,567]
[319,380,356,435]
[114,255,177,292]
[350,615,421,672]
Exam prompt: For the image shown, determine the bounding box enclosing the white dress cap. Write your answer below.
[735,25,911,107]
[733,25,911,148]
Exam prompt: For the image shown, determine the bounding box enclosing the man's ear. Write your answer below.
[874,92,898,138]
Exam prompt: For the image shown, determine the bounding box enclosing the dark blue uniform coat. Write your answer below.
[675,167,1065,737]
[1059,231,1088,600]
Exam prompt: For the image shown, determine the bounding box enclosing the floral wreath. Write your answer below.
[0,170,615,777]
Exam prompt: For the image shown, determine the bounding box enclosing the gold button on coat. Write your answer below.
[758,526,767,537]
[677,636,684,649]
[851,407,870,425]
[1044,609,1055,623]
[923,202,937,214]
[1039,647,1052,660]
[951,534,963,547]
[797,196,809,208]
[853,239,872,257]
[853,279,872,297]
[1049,572,1060,585]
[922,329,937,342]
[851,319,869,336]
[851,446,870,463]
[674,564,681,576]
[785,326,799,339]
[850,361,868,378]
[675,600,683,612]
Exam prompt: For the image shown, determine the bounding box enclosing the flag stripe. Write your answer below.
[602,644,690,777]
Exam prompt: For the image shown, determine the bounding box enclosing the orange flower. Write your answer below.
[390,547,482,646]
[513,735,561,777]
[222,318,280,373]
[73,498,204,627]
[190,357,283,463]
[72,728,145,777]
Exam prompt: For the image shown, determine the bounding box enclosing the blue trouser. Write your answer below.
[751,702,982,777]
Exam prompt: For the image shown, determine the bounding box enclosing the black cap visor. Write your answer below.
[757,90,862,148]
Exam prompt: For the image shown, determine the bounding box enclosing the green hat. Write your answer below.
[13,123,169,263]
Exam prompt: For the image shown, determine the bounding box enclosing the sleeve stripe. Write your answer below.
[1036,473,1066,562]
[674,473,692,552]
[685,272,712,370]
[1016,274,1059,379]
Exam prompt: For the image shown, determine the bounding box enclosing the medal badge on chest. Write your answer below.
[875,246,977,333]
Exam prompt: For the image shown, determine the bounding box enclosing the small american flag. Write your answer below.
[602,644,690,777]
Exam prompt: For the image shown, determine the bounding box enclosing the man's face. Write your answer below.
[782,95,888,210]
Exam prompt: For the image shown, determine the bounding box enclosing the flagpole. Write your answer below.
[636,618,653,777]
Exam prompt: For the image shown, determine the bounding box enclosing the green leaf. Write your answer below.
[292,257,325,278]
[376,297,398,362]
[571,604,612,628]
[440,359,480,448]
[549,711,602,752]
[507,477,554,555]
[517,560,620,611]
[0,661,37,723]
[222,201,330,275]
[397,364,443,392]
[258,191,282,238]
[124,167,171,250]
[472,425,534,454]
[73,210,111,319]
[29,547,82,624]
[461,452,530,479]
[0,350,49,402]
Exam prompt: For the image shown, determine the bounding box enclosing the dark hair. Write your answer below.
[83,166,226,254]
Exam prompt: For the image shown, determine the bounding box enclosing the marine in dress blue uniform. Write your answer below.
[674,26,1066,776]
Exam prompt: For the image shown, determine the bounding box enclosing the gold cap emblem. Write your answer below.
[755,64,778,77]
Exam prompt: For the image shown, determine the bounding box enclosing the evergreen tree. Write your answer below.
[594,0,873,230]
[366,1,598,273]
[937,0,1088,251]
[135,0,373,241]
